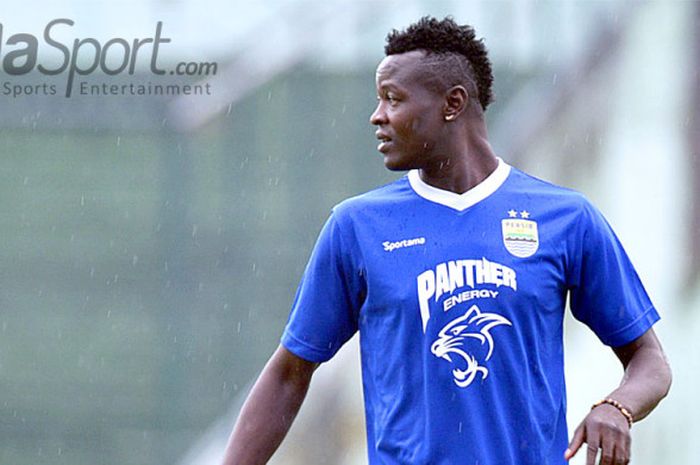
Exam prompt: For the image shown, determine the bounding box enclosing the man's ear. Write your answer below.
[443,85,468,121]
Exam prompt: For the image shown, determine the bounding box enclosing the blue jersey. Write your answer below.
[281,160,659,465]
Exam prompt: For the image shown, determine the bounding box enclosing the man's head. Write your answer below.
[370,16,494,171]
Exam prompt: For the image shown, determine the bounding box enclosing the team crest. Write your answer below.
[501,210,538,258]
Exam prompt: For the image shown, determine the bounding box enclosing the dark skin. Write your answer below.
[221,346,318,465]
[566,330,671,465]
[221,50,671,465]
[370,50,498,192]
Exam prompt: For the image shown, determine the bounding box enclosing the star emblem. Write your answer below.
[508,209,518,218]
[520,210,530,219]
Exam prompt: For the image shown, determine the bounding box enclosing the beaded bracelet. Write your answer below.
[591,398,634,428]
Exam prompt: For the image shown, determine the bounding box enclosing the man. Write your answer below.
[222,16,671,465]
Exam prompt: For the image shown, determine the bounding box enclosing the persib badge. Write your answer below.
[502,210,538,258]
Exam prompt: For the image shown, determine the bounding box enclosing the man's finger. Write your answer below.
[585,428,601,465]
[614,435,631,465]
[587,442,599,465]
[622,432,631,464]
[598,434,615,465]
[565,425,586,460]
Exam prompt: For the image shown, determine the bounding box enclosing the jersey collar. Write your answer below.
[407,158,511,212]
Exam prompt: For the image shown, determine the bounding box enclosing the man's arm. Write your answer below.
[565,328,671,464]
[221,345,319,465]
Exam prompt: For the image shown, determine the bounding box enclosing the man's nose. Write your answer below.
[370,103,387,125]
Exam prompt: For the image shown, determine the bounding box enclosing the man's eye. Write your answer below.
[376,93,399,105]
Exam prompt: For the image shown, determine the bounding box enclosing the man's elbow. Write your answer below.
[656,351,672,400]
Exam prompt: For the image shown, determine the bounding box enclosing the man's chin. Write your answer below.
[383,155,413,172]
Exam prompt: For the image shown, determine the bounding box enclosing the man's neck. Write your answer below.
[418,129,499,195]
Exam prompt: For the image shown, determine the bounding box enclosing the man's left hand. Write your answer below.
[564,403,631,465]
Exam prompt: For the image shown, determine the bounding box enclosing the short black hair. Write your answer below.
[385,16,494,111]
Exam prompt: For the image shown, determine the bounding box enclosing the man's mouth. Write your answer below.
[376,133,393,152]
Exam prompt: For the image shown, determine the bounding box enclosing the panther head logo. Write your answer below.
[430,304,512,388]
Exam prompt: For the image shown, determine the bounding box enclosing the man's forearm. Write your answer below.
[609,329,672,422]
[565,328,670,463]
[221,346,318,465]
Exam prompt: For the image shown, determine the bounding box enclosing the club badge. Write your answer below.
[502,210,538,258]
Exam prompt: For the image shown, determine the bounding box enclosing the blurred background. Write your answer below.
[1,1,697,464]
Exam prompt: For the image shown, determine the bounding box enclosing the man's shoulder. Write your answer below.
[505,166,610,235]
[332,175,413,219]
[507,165,590,206]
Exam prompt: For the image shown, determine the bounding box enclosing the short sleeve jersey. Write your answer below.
[281,160,659,465]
